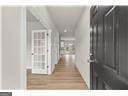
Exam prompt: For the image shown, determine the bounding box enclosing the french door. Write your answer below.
[32,30,48,74]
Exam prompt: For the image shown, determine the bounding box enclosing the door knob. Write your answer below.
[87,59,95,63]
[94,59,98,63]
[87,59,98,63]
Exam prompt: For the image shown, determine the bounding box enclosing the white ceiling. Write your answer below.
[47,6,85,38]
[27,6,85,38]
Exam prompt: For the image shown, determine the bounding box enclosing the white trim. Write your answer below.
[20,7,27,89]
[47,29,52,74]
[0,7,2,89]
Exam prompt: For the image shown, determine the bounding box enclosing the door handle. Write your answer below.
[87,59,98,63]
[87,59,95,63]
[94,59,98,63]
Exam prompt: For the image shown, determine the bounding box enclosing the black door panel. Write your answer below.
[90,6,128,90]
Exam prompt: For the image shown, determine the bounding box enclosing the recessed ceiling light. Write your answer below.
[64,29,67,32]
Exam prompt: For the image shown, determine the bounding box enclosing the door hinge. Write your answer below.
[47,33,48,36]
[47,65,49,68]
[47,49,48,52]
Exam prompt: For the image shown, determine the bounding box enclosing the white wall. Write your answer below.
[50,30,59,73]
[75,7,90,88]
[1,7,26,89]
[27,21,46,69]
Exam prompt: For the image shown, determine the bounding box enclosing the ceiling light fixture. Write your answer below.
[64,29,67,32]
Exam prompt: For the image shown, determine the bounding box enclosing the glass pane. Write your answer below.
[34,62,37,68]
[42,32,45,39]
[34,33,38,39]
[34,47,38,54]
[38,32,41,39]
[34,62,41,69]
[42,48,45,54]
[38,55,41,61]
[34,40,38,46]
[39,40,44,46]
[38,48,41,54]
[38,62,41,68]
[38,55,45,61]
[42,63,45,69]
[34,55,38,61]
[42,55,45,61]
[39,32,45,39]
[40,55,43,61]
[36,63,45,69]
[38,32,42,39]
[38,40,40,47]
[40,40,45,46]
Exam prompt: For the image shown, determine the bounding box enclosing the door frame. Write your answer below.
[20,7,27,89]
[21,8,54,89]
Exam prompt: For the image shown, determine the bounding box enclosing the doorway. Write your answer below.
[26,6,89,90]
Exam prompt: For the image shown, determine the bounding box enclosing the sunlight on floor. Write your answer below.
[64,54,75,65]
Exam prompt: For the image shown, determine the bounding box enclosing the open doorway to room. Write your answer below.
[60,38,75,64]
[26,6,90,90]
[60,39,75,55]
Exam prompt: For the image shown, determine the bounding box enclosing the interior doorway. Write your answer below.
[60,39,75,55]
[26,6,89,90]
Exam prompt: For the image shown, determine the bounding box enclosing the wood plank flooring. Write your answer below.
[27,55,88,90]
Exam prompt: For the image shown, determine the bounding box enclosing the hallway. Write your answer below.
[27,55,88,89]
[1,6,128,90]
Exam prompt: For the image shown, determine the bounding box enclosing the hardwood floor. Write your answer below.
[27,54,88,90]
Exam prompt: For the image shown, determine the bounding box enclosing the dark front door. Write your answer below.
[90,6,128,90]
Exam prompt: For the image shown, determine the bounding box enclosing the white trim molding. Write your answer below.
[20,7,27,89]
